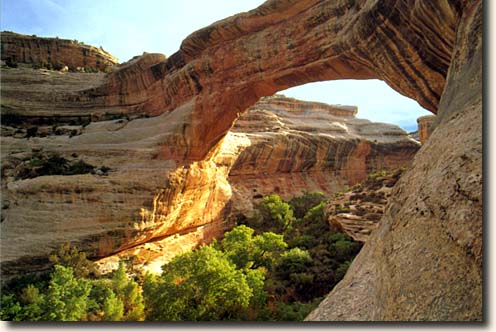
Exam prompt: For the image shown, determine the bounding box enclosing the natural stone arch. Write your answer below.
[92,0,460,162]
[84,0,481,320]
[1,0,482,321]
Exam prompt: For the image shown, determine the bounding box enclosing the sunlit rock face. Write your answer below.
[90,0,456,162]
[1,31,118,71]
[0,65,417,276]
[0,0,482,321]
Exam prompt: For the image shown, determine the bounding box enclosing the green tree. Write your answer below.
[335,260,352,280]
[17,284,45,321]
[256,194,295,233]
[275,248,313,280]
[102,291,124,321]
[86,279,123,321]
[328,233,361,261]
[143,245,253,321]
[235,268,269,320]
[111,262,145,321]
[221,225,287,271]
[44,265,91,321]
[0,294,22,321]
[273,300,316,321]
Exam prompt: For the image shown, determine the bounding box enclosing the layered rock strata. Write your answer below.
[227,96,418,216]
[1,31,118,71]
[0,0,482,321]
[417,115,437,144]
[94,96,419,272]
[79,0,458,163]
[326,169,404,243]
[0,67,418,276]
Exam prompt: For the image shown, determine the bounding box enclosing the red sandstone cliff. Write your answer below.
[0,65,418,275]
[0,0,482,321]
[1,31,118,71]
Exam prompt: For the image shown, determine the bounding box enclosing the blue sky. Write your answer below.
[1,0,432,132]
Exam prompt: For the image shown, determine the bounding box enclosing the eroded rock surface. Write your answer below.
[94,96,418,272]
[417,115,437,144]
[0,0,482,321]
[1,67,417,276]
[326,169,404,243]
[307,0,482,321]
[1,31,118,71]
[227,96,418,217]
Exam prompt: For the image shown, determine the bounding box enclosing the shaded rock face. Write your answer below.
[1,31,118,71]
[0,0,483,321]
[307,0,482,321]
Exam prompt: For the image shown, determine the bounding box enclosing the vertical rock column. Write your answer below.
[416,115,436,144]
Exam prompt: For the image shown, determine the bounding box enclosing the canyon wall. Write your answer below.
[0,64,417,276]
[94,96,418,272]
[1,31,118,71]
[0,0,482,321]
[227,95,418,216]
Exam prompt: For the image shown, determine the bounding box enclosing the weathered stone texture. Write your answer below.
[1,31,118,71]
[307,0,482,321]
[1,82,416,277]
[0,0,482,321]
[227,95,418,216]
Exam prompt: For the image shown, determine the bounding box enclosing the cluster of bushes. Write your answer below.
[239,193,362,306]
[5,58,18,68]
[0,192,362,321]
[31,61,66,71]
[10,152,111,180]
[15,153,97,180]
[31,61,108,73]
[0,244,144,321]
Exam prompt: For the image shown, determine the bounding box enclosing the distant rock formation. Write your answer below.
[227,95,418,217]
[417,115,437,144]
[1,31,118,71]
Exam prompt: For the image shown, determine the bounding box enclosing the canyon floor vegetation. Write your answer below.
[0,191,361,321]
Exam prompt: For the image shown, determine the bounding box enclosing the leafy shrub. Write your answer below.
[221,225,287,271]
[67,160,95,175]
[273,301,316,321]
[16,154,96,179]
[143,245,254,321]
[5,58,18,68]
[1,247,144,322]
[254,194,295,233]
